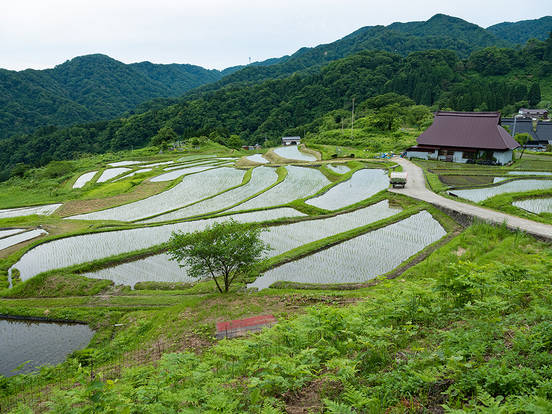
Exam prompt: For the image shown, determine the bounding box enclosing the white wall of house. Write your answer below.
[491,150,513,165]
[406,150,438,160]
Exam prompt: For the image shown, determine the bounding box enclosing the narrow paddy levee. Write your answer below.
[143,166,279,222]
[249,210,446,289]
[227,166,329,211]
[11,208,306,282]
[0,318,94,377]
[67,167,245,221]
[450,179,552,202]
[82,200,401,287]
[306,169,389,210]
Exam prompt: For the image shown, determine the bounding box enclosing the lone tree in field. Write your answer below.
[167,220,270,293]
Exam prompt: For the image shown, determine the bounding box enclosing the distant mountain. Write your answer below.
[0,54,225,139]
[487,16,552,45]
[1,14,550,140]
[188,14,511,94]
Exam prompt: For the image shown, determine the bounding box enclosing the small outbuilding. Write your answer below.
[501,118,552,149]
[518,108,549,119]
[282,136,301,146]
[405,111,519,165]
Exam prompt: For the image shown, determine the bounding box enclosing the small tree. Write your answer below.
[514,133,531,159]
[167,220,270,293]
[151,126,177,147]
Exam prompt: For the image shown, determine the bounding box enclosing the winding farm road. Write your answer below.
[389,157,552,240]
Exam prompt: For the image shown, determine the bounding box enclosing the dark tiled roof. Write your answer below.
[418,111,519,150]
[501,118,552,144]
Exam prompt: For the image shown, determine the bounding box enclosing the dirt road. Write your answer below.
[389,157,552,240]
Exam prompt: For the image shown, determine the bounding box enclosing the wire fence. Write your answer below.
[0,340,167,413]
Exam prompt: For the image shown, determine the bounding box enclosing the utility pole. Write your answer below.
[350,97,355,139]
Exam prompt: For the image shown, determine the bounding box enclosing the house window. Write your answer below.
[462,151,475,160]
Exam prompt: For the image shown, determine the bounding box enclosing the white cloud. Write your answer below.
[0,0,549,71]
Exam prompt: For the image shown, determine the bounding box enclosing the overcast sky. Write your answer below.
[1,0,549,71]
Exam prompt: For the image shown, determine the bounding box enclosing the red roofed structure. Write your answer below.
[406,111,519,165]
[216,314,277,339]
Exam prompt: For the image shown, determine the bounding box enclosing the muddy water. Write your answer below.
[0,318,94,377]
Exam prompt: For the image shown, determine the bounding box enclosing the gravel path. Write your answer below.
[389,157,552,240]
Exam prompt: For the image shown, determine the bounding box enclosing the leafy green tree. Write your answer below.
[226,134,243,149]
[514,133,531,159]
[528,83,541,107]
[167,220,270,293]
[151,126,178,146]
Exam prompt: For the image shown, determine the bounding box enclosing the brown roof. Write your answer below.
[417,111,519,150]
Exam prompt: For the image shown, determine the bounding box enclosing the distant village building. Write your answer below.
[501,117,552,148]
[282,136,301,146]
[518,108,549,119]
[405,111,519,165]
[241,144,262,151]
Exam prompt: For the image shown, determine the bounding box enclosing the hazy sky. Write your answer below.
[1,0,549,71]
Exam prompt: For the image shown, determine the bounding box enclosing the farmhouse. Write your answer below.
[501,118,552,149]
[405,111,519,165]
[282,136,301,146]
[518,108,549,119]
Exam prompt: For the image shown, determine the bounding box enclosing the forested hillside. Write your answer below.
[185,14,513,96]
[2,34,550,180]
[487,16,552,45]
[0,54,225,138]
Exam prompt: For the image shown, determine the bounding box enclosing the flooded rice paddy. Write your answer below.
[306,169,388,210]
[451,180,552,202]
[273,146,317,161]
[512,198,552,214]
[249,210,445,289]
[83,201,401,286]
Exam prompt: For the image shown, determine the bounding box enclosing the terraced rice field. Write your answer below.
[451,180,552,202]
[114,168,152,181]
[12,208,305,281]
[0,229,26,238]
[81,201,401,286]
[68,167,245,222]
[108,161,144,167]
[513,198,552,214]
[149,165,219,182]
[84,254,192,288]
[228,166,329,211]
[0,204,62,219]
[0,229,48,251]
[96,168,132,183]
[326,164,350,174]
[273,146,316,161]
[246,154,269,164]
[507,171,552,176]
[249,211,445,289]
[73,171,98,188]
[144,167,279,222]
[306,169,389,210]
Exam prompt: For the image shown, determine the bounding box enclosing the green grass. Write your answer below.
[4,223,551,413]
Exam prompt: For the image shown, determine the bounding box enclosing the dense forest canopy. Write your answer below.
[1,33,551,181]
[0,54,228,139]
[1,14,550,141]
